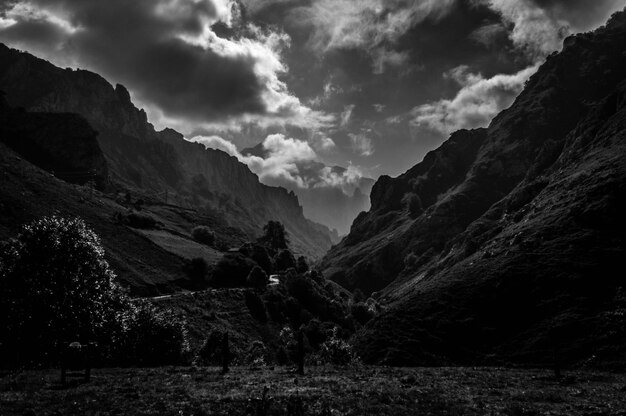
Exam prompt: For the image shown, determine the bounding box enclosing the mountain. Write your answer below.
[321,10,626,366]
[0,43,333,259]
[241,143,375,236]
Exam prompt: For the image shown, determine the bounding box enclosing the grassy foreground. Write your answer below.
[1,366,625,415]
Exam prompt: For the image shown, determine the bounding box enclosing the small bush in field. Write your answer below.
[318,327,359,365]
[192,226,216,247]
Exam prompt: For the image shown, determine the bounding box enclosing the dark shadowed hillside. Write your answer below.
[0,45,333,259]
[321,10,626,366]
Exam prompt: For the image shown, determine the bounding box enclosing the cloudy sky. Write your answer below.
[1,0,624,188]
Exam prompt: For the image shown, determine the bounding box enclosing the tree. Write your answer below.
[0,216,127,365]
[275,249,296,272]
[259,221,288,252]
[296,256,309,274]
[247,265,269,289]
[192,226,216,247]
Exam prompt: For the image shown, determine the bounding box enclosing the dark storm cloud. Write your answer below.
[0,0,328,126]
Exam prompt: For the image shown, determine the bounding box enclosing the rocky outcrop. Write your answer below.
[322,10,626,365]
[0,44,333,258]
[0,94,108,188]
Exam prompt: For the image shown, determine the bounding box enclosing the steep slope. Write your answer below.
[0,45,332,258]
[242,143,375,236]
[322,10,626,365]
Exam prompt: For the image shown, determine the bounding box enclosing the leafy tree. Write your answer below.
[247,265,269,289]
[192,226,216,247]
[0,216,190,367]
[275,249,296,273]
[259,221,288,252]
[296,256,309,273]
[211,253,256,287]
[0,216,127,365]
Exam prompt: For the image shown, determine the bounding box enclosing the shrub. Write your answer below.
[110,300,190,367]
[318,327,359,365]
[247,266,269,289]
[211,253,257,288]
[275,249,296,272]
[0,216,128,366]
[192,226,215,247]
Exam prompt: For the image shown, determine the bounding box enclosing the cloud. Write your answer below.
[349,132,375,157]
[476,0,625,59]
[411,64,539,137]
[190,133,366,192]
[290,0,457,72]
[340,104,355,127]
[0,0,328,130]
[189,135,239,157]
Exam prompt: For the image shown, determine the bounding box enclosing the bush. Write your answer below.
[275,249,296,272]
[318,327,359,365]
[192,226,216,247]
[211,253,257,288]
[247,266,269,289]
[110,300,190,367]
[0,216,128,366]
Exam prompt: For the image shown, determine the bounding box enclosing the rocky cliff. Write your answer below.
[0,44,332,258]
[321,10,626,366]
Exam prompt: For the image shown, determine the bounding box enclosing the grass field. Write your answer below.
[1,366,625,415]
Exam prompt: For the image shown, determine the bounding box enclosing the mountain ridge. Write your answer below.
[0,43,333,258]
[321,9,626,366]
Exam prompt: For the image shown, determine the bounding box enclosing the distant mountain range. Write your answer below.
[242,142,375,236]
[0,43,334,260]
[321,10,626,366]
